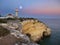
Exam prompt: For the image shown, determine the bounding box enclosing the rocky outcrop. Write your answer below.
[21,19,51,42]
[0,22,39,45]
[0,18,51,45]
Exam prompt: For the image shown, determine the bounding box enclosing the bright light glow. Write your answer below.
[19,6,23,9]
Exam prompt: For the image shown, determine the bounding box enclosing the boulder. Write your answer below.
[21,19,51,42]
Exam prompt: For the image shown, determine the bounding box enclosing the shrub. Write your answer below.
[0,26,10,37]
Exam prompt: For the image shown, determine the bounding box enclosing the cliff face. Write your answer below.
[0,18,51,45]
[0,18,51,43]
[21,19,51,42]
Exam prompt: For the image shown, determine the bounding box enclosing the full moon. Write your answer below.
[19,6,23,9]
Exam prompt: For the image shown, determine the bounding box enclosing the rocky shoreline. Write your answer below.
[0,18,51,45]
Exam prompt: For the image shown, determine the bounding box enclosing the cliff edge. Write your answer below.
[20,18,51,42]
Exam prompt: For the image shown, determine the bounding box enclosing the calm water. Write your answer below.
[38,18,60,45]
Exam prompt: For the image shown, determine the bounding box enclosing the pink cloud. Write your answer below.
[23,8,60,15]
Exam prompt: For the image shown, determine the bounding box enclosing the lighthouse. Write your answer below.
[15,8,19,17]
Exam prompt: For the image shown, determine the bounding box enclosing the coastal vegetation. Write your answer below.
[0,17,39,22]
[0,26,10,37]
[0,19,7,23]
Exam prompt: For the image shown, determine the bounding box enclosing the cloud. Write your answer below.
[23,8,60,14]
[23,0,60,14]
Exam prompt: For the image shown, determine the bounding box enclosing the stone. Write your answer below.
[21,19,51,42]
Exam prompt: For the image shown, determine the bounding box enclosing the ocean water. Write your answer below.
[38,18,60,45]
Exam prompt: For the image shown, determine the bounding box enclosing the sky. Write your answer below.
[0,0,60,18]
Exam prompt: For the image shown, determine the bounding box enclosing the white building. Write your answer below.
[0,8,19,19]
[6,14,14,18]
[0,14,15,19]
[0,17,7,19]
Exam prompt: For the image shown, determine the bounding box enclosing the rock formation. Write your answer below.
[0,18,51,45]
[21,19,51,42]
[0,20,40,45]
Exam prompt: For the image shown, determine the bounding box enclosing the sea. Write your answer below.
[38,18,60,45]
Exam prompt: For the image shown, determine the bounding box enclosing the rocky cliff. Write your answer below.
[0,18,51,45]
[21,18,51,42]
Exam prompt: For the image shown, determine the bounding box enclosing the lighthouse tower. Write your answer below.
[15,8,19,17]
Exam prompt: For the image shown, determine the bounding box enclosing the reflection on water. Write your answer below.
[38,18,60,45]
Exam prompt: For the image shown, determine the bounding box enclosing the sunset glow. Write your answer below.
[0,0,60,18]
